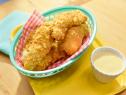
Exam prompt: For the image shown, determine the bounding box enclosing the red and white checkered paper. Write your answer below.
[15,10,90,69]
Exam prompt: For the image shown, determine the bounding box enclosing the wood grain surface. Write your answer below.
[0,0,126,95]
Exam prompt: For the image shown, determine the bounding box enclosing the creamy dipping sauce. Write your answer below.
[94,55,124,75]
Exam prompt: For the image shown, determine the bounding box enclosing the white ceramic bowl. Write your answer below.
[91,46,126,83]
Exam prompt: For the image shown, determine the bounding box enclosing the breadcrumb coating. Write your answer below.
[51,10,87,40]
[22,24,53,70]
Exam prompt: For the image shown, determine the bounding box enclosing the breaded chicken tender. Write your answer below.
[22,24,53,70]
[51,10,87,40]
[61,24,89,55]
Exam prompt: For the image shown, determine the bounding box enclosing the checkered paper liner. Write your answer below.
[15,10,90,69]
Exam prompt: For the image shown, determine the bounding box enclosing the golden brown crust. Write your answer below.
[22,23,53,70]
[51,10,87,40]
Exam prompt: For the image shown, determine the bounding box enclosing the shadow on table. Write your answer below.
[0,54,34,95]
[16,74,34,95]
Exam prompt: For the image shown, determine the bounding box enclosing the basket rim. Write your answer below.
[9,6,97,75]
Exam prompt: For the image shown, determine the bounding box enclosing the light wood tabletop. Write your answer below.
[0,0,126,95]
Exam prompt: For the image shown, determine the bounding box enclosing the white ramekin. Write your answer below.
[91,46,126,83]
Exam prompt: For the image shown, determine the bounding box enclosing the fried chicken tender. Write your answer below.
[51,10,87,40]
[61,24,89,55]
[22,24,53,70]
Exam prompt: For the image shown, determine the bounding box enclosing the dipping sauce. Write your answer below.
[94,55,125,75]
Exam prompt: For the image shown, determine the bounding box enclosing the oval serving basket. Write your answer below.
[10,6,97,78]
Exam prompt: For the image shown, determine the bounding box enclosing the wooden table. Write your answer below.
[0,0,126,95]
